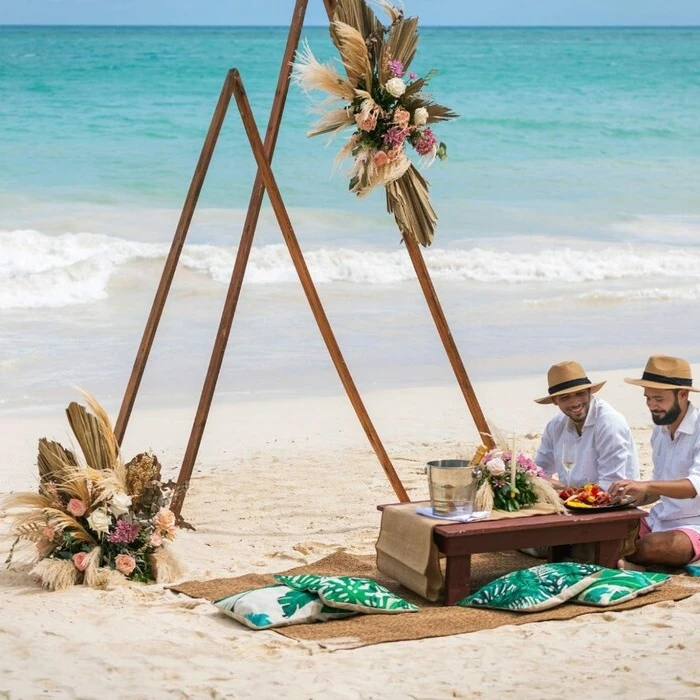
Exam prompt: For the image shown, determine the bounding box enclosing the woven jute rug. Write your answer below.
[169,550,699,650]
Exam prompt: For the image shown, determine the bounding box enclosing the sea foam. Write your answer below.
[2,229,700,310]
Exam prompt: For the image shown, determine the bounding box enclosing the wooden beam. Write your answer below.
[228,68,409,504]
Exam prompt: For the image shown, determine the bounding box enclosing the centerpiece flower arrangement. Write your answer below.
[2,393,182,591]
[473,448,566,514]
[293,0,457,246]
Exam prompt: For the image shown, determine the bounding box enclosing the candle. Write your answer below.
[510,433,517,486]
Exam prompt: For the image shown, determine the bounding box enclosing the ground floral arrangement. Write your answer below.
[293,0,457,246]
[2,394,181,591]
[473,448,566,513]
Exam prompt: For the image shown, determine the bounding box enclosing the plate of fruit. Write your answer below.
[558,484,636,512]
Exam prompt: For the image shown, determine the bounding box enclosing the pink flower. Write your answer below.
[115,554,137,576]
[408,71,418,81]
[393,108,410,129]
[42,526,55,540]
[149,532,163,547]
[386,146,403,162]
[388,59,404,77]
[382,125,409,148]
[72,552,90,571]
[373,150,389,168]
[107,519,141,545]
[414,127,438,156]
[67,499,86,517]
[354,111,377,132]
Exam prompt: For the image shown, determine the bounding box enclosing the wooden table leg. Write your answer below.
[444,555,471,605]
[595,539,622,569]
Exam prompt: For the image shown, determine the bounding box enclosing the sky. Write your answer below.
[2,0,700,26]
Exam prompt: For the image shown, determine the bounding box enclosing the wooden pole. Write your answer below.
[114,72,235,445]
[403,235,495,449]
[171,0,324,514]
[226,69,410,504]
[323,0,494,449]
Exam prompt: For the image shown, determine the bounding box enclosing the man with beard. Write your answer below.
[534,360,639,490]
[611,355,700,568]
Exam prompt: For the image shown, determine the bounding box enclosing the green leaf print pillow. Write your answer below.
[573,569,670,607]
[213,585,323,630]
[316,576,420,614]
[274,573,326,593]
[458,563,604,612]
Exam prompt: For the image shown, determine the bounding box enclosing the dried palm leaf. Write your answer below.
[332,0,382,42]
[308,107,355,138]
[38,439,77,483]
[332,21,374,91]
[43,507,97,545]
[66,401,108,471]
[293,41,356,101]
[402,69,436,99]
[379,16,419,84]
[423,102,459,124]
[385,165,437,246]
[374,0,402,23]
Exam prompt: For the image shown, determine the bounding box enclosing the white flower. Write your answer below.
[487,458,506,475]
[385,77,406,98]
[109,492,133,517]
[87,508,112,535]
[413,107,428,125]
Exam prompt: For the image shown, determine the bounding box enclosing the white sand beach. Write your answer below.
[2,367,700,699]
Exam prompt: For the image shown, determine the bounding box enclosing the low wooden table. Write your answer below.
[378,505,646,605]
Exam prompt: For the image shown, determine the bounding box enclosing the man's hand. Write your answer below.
[608,479,653,506]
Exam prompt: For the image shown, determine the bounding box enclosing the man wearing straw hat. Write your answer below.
[611,355,700,568]
[534,360,639,490]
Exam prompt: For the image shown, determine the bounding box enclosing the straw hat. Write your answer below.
[624,355,699,392]
[535,361,606,405]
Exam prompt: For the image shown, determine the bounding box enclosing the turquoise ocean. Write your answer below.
[1,25,700,415]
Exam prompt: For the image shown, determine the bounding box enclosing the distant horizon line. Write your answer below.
[2,23,699,29]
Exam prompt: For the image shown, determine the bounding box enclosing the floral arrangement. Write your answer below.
[293,0,457,246]
[473,448,566,514]
[2,394,182,591]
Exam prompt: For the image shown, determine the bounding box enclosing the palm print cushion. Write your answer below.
[458,563,604,612]
[274,574,326,592]
[316,576,420,614]
[214,585,323,629]
[573,569,670,607]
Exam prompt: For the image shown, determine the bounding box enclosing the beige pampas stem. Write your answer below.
[531,477,568,514]
[82,546,103,587]
[292,41,356,101]
[31,559,80,591]
[474,479,494,513]
[149,545,183,584]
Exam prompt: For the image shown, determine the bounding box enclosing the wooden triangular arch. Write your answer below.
[114,0,495,517]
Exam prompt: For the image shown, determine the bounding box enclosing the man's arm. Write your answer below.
[608,478,697,505]
[534,423,556,478]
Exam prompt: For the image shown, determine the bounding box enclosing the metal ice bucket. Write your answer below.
[426,459,477,516]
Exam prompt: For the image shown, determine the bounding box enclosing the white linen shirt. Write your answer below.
[647,402,700,536]
[534,396,639,489]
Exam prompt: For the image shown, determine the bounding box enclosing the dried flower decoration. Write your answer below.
[293,0,457,246]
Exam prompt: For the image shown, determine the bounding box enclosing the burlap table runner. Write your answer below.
[375,501,559,601]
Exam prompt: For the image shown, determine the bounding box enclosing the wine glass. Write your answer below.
[561,442,577,488]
